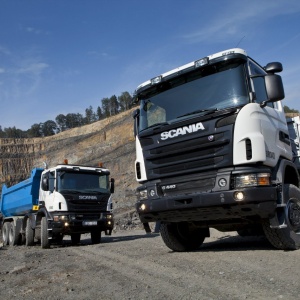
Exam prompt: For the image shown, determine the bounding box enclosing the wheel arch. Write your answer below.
[274,158,300,202]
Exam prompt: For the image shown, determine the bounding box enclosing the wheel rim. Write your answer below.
[287,200,300,233]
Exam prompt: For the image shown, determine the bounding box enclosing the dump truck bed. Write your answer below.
[0,168,43,218]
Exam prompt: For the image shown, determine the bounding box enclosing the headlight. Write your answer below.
[53,215,69,222]
[137,189,148,200]
[234,173,270,188]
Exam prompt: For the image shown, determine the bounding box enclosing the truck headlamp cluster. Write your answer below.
[234,173,270,188]
[137,189,148,200]
[53,215,69,222]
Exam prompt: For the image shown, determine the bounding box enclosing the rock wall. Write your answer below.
[0,109,139,215]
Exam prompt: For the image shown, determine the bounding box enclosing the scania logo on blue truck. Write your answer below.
[79,195,98,200]
[160,122,205,140]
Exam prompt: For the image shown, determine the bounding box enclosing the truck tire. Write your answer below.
[41,216,50,249]
[91,231,101,244]
[2,222,10,245]
[160,222,206,252]
[8,222,20,246]
[263,184,300,250]
[25,218,35,246]
[71,233,81,245]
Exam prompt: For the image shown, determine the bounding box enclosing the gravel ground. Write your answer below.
[1,229,300,300]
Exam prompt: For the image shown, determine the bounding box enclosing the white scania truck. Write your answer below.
[133,48,300,251]
[1,162,114,248]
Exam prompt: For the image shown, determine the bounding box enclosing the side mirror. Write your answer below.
[110,178,115,194]
[133,109,140,137]
[264,62,283,73]
[264,73,285,102]
[41,175,49,191]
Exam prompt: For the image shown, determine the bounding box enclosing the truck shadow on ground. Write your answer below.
[191,235,275,252]
[57,232,160,247]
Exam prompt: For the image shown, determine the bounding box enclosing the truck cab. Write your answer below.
[133,48,300,251]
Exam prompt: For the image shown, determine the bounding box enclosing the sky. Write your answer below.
[1,0,300,130]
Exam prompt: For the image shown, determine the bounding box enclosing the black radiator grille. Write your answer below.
[64,195,110,212]
[141,123,233,180]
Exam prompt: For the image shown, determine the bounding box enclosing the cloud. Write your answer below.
[0,68,5,73]
[16,62,49,75]
[182,1,300,44]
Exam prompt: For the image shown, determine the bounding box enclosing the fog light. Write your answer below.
[64,222,69,227]
[234,191,244,201]
[107,221,112,225]
[140,204,146,211]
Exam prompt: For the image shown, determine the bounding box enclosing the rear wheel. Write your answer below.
[71,233,81,245]
[263,184,300,250]
[25,218,35,246]
[160,222,207,252]
[2,222,10,245]
[8,222,20,246]
[41,216,50,249]
[91,231,101,244]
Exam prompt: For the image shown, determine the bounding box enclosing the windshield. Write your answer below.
[57,170,110,194]
[138,60,249,132]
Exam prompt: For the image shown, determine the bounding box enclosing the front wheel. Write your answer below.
[41,216,50,249]
[263,184,300,250]
[160,222,207,252]
[2,222,10,245]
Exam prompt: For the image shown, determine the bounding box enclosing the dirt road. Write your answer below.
[1,229,300,300]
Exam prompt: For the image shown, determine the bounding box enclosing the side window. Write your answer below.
[249,61,273,108]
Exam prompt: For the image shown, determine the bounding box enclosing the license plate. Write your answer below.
[83,221,97,226]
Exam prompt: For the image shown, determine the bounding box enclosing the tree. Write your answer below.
[2,126,26,138]
[85,106,96,124]
[27,123,42,137]
[41,120,57,136]
[96,106,103,120]
[118,91,132,112]
[284,105,299,114]
[65,113,84,129]
[56,114,67,132]
[110,95,119,116]
[101,97,111,118]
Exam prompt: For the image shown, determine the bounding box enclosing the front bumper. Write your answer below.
[49,212,114,235]
[136,187,277,223]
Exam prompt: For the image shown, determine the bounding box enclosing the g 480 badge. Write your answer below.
[161,184,177,191]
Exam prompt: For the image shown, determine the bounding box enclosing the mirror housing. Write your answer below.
[264,62,283,74]
[265,73,285,102]
[41,175,49,191]
[133,109,140,137]
[110,178,115,194]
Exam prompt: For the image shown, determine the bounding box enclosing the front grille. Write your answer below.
[65,195,110,212]
[140,119,233,180]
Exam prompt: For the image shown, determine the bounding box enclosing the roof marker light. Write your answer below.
[151,75,162,85]
[195,57,209,68]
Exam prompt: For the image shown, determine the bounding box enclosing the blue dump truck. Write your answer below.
[0,162,114,248]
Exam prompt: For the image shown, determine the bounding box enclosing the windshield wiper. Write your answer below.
[140,121,169,133]
[177,108,218,119]
[59,189,81,194]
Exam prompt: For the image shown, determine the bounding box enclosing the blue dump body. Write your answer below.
[0,168,44,218]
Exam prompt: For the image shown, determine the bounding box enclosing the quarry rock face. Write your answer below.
[0,109,139,215]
